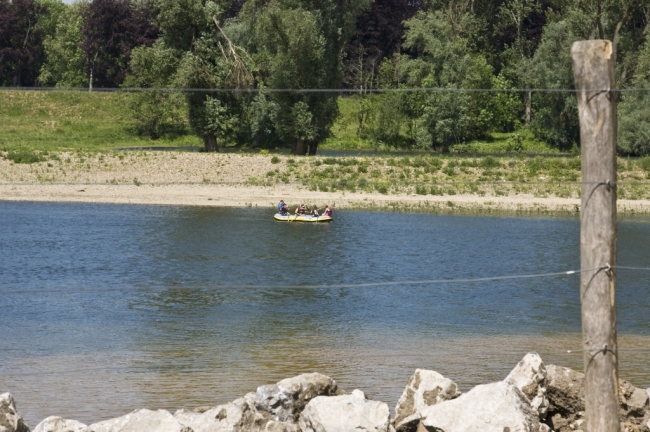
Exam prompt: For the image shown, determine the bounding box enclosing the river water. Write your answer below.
[1,202,649,427]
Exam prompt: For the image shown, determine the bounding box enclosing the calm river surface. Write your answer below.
[1,202,649,427]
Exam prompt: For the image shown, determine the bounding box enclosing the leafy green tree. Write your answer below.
[618,38,650,155]
[239,0,371,154]
[526,20,580,150]
[497,0,541,124]
[81,0,158,90]
[38,0,86,86]
[0,0,46,86]
[124,40,183,138]
[401,9,494,150]
[127,0,253,150]
[248,91,280,148]
[490,72,521,132]
[171,1,253,151]
[151,0,231,51]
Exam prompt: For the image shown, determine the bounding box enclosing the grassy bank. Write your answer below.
[259,154,650,201]
[2,90,560,154]
[0,91,197,152]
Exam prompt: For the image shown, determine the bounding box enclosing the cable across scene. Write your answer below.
[0,267,606,295]
[5,264,649,295]
[4,86,650,93]
[2,180,648,186]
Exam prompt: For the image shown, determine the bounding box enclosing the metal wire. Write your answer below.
[3,86,650,93]
[2,267,599,295]
[1,180,648,186]
[4,265,648,295]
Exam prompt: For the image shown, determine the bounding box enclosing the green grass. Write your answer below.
[0,91,198,153]
[3,91,564,156]
[258,153,650,201]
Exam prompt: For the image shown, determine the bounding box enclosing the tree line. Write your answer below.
[1,0,649,154]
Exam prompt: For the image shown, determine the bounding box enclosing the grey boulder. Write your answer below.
[255,373,339,422]
[419,380,548,432]
[394,369,461,432]
[545,364,585,420]
[33,417,87,432]
[0,393,30,432]
[263,420,300,432]
[299,389,390,432]
[545,364,650,432]
[505,352,549,419]
[174,395,267,432]
[86,409,191,432]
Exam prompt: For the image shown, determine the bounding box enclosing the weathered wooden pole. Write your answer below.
[571,40,620,432]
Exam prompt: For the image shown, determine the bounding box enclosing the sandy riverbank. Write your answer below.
[1,183,649,214]
[2,151,650,214]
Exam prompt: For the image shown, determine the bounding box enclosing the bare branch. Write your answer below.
[212,15,253,89]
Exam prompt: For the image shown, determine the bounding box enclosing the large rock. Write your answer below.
[263,420,300,432]
[299,389,390,432]
[0,393,30,432]
[545,364,650,432]
[86,409,191,432]
[620,380,649,418]
[174,395,268,432]
[505,352,549,419]
[545,365,585,419]
[255,373,339,422]
[394,369,461,432]
[419,381,548,432]
[33,417,87,432]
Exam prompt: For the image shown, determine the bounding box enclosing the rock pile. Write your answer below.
[2,357,649,432]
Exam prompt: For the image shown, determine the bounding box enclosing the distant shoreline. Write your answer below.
[2,151,650,215]
[2,183,650,215]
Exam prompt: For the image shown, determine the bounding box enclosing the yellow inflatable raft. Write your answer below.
[274,213,332,222]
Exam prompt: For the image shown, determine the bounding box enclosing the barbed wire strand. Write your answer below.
[0,267,609,295]
[3,87,650,93]
[2,180,650,186]
[4,264,648,295]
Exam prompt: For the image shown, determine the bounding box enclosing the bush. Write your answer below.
[618,97,650,156]
[271,156,280,164]
[2,148,46,164]
[638,157,650,173]
[480,156,501,169]
[129,91,184,140]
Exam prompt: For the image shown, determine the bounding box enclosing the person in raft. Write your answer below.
[295,204,307,215]
[311,205,319,216]
[323,204,333,217]
[277,200,288,215]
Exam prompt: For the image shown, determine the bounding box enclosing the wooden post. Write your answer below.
[571,40,619,432]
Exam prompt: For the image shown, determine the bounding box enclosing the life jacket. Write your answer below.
[324,208,332,216]
[278,203,283,213]
[299,207,306,214]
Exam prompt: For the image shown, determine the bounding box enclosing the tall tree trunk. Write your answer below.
[204,135,218,152]
[251,133,260,148]
[89,51,98,92]
[291,138,307,155]
[308,141,318,156]
[525,91,532,124]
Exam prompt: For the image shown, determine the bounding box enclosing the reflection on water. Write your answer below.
[0,203,648,426]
